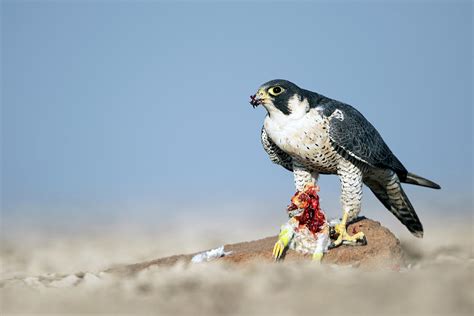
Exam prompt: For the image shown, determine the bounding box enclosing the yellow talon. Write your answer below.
[329,212,366,249]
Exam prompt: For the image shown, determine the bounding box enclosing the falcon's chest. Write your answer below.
[264,108,340,171]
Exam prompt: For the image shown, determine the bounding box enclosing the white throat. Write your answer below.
[264,94,310,127]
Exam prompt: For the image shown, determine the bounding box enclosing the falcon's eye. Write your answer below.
[268,86,284,96]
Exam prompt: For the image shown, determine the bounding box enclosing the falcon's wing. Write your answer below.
[321,100,408,180]
[261,127,293,171]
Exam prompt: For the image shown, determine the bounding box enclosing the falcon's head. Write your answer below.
[250,79,307,116]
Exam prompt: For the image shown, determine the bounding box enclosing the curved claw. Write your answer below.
[329,222,366,249]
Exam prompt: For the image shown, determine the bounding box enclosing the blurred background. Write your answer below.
[1,0,472,245]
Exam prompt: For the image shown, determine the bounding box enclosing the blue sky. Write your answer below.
[1,1,472,234]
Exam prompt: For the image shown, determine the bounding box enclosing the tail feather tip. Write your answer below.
[412,230,424,238]
[406,172,441,189]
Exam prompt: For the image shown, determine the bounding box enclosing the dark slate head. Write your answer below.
[250,79,306,116]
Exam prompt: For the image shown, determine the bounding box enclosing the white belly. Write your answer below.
[264,108,340,173]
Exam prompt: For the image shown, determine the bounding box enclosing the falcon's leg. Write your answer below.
[330,160,367,248]
[293,163,319,192]
[273,164,319,261]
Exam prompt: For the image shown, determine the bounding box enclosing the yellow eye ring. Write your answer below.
[268,86,285,96]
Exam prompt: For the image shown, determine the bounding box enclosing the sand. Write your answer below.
[111,218,404,274]
[0,218,472,316]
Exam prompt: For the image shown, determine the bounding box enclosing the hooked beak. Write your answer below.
[249,89,267,108]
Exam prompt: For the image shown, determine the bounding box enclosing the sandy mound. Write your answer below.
[110,218,404,274]
[1,219,472,315]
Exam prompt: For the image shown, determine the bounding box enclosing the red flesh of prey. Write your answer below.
[287,186,326,234]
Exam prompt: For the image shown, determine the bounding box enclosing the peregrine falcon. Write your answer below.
[250,79,440,253]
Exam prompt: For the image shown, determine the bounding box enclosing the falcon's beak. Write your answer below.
[249,89,268,108]
[249,94,262,108]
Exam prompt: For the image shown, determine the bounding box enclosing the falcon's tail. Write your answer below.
[403,172,441,189]
[364,173,424,238]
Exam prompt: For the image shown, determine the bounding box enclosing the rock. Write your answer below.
[108,218,404,274]
[323,218,404,269]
